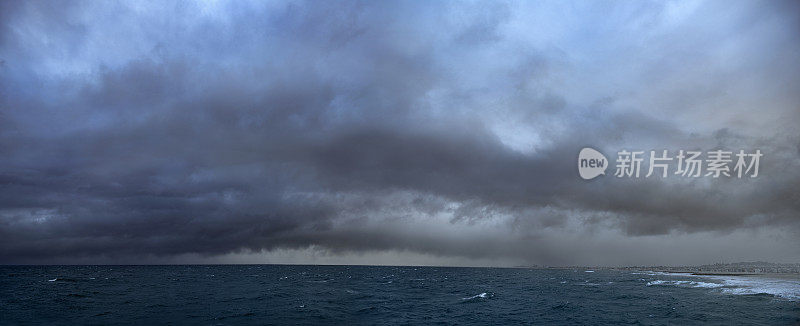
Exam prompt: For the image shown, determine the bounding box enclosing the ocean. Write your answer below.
[1,265,798,325]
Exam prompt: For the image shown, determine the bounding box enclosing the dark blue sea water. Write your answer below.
[1,265,798,325]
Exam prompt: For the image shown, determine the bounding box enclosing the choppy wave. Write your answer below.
[647,276,800,300]
[5,266,798,325]
[713,277,800,300]
[462,292,492,301]
[647,280,725,288]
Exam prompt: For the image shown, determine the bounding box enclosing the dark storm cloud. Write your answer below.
[0,0,799,264]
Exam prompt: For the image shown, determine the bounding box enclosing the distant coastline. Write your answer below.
[525,261,800,276]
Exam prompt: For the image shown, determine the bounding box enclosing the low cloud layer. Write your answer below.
[1,0,799,265]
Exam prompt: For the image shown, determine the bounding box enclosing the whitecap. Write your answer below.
[462,292,491,300]
[646,276,800,301]
[713,276,800,300]
[646,280,724,288]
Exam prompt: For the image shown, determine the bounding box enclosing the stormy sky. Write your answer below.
[1,0,799,266]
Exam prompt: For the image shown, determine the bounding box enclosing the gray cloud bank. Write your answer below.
[1,1,799,265]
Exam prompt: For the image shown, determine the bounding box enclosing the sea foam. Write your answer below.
[646,280,724,288]
[647,276,800,300]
